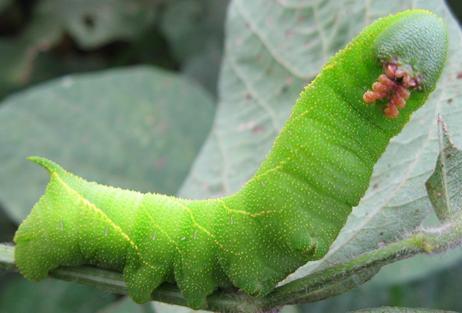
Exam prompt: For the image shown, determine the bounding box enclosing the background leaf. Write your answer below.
[425,121,462,221]
[298,257,462,312]
[36,0,158,49]
[0,66,215,223]
[0,16,62,98]
[97,298,151,313]
[160,0,228,96]
[179,0,462,287]
[0,277,115,313]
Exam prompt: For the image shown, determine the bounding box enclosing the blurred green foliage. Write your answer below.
[0,0,226,99]
[1,1,462,313]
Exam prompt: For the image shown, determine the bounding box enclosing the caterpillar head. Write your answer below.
[363,11,448,118]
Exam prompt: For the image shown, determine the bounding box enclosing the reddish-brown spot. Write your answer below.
[457,72,462,79]
[363,61,421,119]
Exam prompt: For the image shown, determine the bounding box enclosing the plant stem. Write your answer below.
[1,212,462,313]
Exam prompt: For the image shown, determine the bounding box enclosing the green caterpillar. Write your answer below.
[14,10,447,309]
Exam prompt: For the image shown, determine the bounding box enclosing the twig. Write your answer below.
[2,211,462,313]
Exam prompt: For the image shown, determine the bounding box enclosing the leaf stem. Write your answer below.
[1,212,462,313]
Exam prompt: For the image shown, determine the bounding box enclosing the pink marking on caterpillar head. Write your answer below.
[396,85,410,100]
[390,93,405,109]
[363,91,378,103]
[384,64,397,78]
[363,60,421,118]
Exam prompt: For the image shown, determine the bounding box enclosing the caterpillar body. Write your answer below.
[14,10,447,309]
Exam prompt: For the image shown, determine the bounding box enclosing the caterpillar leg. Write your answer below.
[14,174,84,280]
[123,252,168,303]
[173,200,227,308]
[123,195,176,303]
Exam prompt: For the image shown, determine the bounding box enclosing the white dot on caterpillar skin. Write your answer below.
[151,233,157,241]
[59,220,64,231]
[181,237,186,241]
[104,226,109,237]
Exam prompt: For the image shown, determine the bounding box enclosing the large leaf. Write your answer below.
[160,0,229,96]
[0,66,214,222]
[369,122,462,287]
[36,0,157,49]
[0,277,115,313]
[179,0,462,285]
[425,121,462,222]
[0,17,62,98]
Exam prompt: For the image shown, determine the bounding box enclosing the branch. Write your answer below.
[0,244,263,313]
[2,211,462,313]
[264,213,462,308]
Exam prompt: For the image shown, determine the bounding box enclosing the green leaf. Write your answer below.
[370,119,462,287]
[0,18,62,98]
[160,0,228,96]
[0,0,159,99]
[369,247,462,287]
[160,0,227,63]
[291,0,462,283]
[0,66,214,222]
[0,277,115,313]
[426,120,462,222]
[179,0,462,285]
